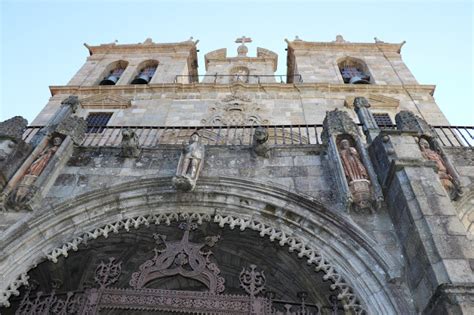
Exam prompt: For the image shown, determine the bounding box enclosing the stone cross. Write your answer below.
[235,36,252,45]
[235,36,252,56]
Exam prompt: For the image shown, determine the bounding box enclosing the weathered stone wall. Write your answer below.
[32,87,447,127]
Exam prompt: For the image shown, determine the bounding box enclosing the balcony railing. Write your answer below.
[23,125,473,148]
[174,74,303,84]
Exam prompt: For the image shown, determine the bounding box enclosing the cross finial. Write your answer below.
[235,36,252,57]
[235,36,252,45]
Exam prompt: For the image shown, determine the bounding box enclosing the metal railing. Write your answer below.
[174,74,303,84]
[22,125,473,148]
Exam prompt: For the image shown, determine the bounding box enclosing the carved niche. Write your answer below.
[8,136,64,210]
[0,116,31,190]
[202,94,268,126]
[395,110,463,200]
[322,109,383,212]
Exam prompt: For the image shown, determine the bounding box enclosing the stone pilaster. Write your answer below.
[353,96,380,143]
[370,131,474,314]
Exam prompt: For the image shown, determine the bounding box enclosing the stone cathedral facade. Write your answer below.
[0,36,473,315]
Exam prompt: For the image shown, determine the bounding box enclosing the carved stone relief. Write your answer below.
[202,94,268,126]
[172,132,205,192]
[15,220,327,315]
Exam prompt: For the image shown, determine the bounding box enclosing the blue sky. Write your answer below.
[1,0,473,125]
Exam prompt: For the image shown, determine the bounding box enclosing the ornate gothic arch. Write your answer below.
[0,177,408,314]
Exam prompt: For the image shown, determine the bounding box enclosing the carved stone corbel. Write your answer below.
[0,116,32,190]
[322,109,383,213]
[252,126,270,158]
[395,110,463,200]
[172,132,205,192]
[120,129,141,158]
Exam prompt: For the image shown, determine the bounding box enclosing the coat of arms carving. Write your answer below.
[202,94,268,126]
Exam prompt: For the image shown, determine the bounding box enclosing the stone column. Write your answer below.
[353,96,380,143]
[369,130,473,314]
[30,95,80,147]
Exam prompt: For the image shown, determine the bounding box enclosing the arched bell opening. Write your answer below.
[4,221,350,315]
[337,57,372,85]
[99,60,129,85]
[131,60,159,85]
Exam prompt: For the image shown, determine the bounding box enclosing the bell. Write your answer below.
[349,76,370,84]
[131,74,150,84]
[99,75,119,85]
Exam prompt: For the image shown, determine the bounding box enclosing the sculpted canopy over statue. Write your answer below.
[418,138,455,195]
[173,132,205,192]
[339,139,368,183]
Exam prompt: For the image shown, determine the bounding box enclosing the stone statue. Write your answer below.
[252,126,270,158]
[172,132,205,192]
[339,139,369,182]
[0,116,31,189]
[338,139,372,211]
[418,138,455,197]
[26,137,62,177]
[9,136,63,209]
[120,129,140,158]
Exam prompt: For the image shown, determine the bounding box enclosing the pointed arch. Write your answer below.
[0,176,409,314]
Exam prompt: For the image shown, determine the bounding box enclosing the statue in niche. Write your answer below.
[418,138,455,197]
[172,132,205,192]
[26,136,63,177]
[338,138,372,211]
[120,129,140,158]
[252,126,270,158]
[9,136,63,208]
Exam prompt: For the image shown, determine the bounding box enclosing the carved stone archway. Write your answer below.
[0,177,409,314]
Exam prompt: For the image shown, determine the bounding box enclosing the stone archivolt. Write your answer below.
[0,177,407,314]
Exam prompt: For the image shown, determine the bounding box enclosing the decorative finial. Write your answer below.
[143,38,153,44]
[374,37,384,43]
[334,35,347,43]
[294,35,302,41]
[235,36,252,57]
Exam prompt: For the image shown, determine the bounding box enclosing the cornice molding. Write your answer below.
[286,40,405,54]
[50,83,436,96]
[84,40,198,56]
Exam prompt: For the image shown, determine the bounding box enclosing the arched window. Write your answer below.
[338,57,372,84]
[131,60,159,84]
[229,66,249,83]
[99,60,129,85]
